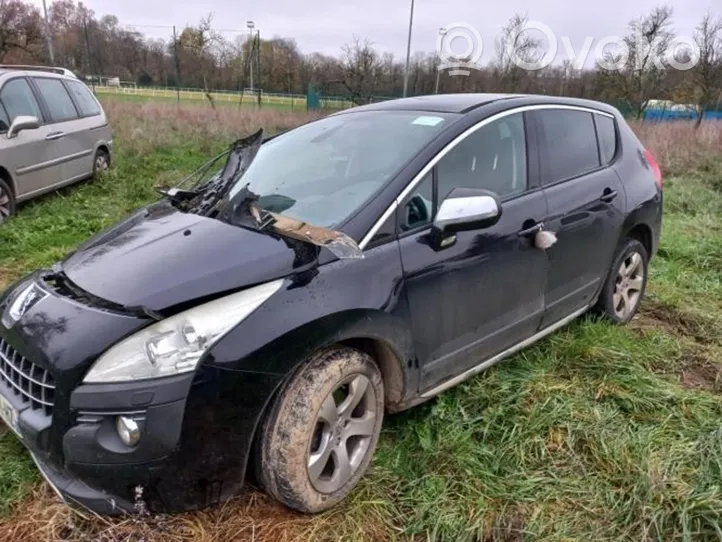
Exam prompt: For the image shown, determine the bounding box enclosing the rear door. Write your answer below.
[397,111,549,392]
[30,77,92,183]
[64,79,107,162]
[0,76,61,199]
[534,107,626,326]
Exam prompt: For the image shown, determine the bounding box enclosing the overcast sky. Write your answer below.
[29,0,717,63]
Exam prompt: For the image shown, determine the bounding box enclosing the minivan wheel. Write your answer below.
[0,178,15,223]
[254,347,384,513]
[93,149,110,178]
[594,238,648,323]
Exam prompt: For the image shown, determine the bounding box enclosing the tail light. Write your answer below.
[644,149,663,190]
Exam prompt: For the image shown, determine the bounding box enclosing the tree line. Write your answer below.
[1,1,721,122]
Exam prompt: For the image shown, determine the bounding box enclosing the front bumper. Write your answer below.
[1,273,286,515]
[31,453,136,515]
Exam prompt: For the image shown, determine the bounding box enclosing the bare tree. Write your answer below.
[0,0,43,62]
[617,6,676,118]
[692,13,722,127]
[494,14,543,93]
[333,36,382,104]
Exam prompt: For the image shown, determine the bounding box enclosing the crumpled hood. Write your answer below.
[61,201,313,312]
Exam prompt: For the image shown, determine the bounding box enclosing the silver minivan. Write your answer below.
[0,66,112,222]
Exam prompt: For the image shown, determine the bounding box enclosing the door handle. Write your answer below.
[517,221,544,238]
[600,189,618,203]
[45,132,65,141]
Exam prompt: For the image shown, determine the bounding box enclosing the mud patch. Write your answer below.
[680,362,721,391]
[633,300,721,345]
[483,507,526,542]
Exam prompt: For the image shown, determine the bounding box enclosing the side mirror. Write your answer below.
[7,116,39,139]
[433,188,502,234]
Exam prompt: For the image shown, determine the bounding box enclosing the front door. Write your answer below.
[0,77,63,199]
[397,111,549,392]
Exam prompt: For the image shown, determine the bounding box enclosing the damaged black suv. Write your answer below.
[0,94,662,515]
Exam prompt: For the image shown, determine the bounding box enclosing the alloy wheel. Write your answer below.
[613,251,644,319]
[0,185,11,222]
[307,374,377,494]
[95,153,109,173]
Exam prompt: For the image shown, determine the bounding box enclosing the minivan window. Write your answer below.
[538,109,600,183]
[595,114,617,165]
[0,78,43,124]
[228,110,458,228]
[65,80,101,116]
[33,78,79,122]
[437,112,527,200]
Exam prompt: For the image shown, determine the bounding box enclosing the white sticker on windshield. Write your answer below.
[412,116,445,127]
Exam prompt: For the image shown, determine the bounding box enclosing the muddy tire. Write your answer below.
[254,347,384,513]
[594,238,648,324]
[0,177,15,223]
[92,148,110,179]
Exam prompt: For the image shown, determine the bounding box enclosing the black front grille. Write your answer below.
[0,338,55,416]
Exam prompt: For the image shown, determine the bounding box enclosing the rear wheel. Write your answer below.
[594,238,648,323]
[92,148,110,179]
[254,347,384,513]
[0,177,15,224]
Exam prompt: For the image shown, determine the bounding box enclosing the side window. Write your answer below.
[437,112,527,200]
[400,171,434,231]
[0,78,43,124]
[65,80,101,116]
[595,114,617,165]
[33,78,79,122]
[537,110,600,183]
[0,104,9,133]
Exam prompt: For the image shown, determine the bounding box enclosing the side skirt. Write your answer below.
[419,305,590,399]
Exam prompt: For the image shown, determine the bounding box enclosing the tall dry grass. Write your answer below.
[102,100,323,156]
[629,119,722,177]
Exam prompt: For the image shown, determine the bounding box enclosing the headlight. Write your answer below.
[83,279,284,383]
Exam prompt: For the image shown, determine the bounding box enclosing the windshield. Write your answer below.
[227,110,458,228]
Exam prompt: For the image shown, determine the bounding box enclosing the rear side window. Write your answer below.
[33,78,79,122]
[537,110,600,183]
[65,80,101,116]
[0,78,43,124]
[595,114,617,165]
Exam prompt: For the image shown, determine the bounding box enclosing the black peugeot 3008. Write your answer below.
[0,94,662,515]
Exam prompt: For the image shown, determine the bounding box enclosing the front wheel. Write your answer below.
[254,347,384,513]
[594,238,648,323]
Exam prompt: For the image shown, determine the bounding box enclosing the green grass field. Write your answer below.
[94,86,349,112]
[0,101,721,541]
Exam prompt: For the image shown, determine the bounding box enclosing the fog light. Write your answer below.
[116,416,140,446]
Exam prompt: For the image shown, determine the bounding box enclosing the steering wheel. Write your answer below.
[405,195,429,229]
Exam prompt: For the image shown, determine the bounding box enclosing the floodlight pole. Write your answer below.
[42,0,55,64]
[402,0,415,97]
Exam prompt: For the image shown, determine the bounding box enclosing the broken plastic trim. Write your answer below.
[264,212,364,260]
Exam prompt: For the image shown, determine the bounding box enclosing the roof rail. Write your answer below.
[0,65,77,78]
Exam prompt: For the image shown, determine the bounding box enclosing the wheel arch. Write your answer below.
[337,336,406,412]
[95,143,111,165]
[0,164,15,196]
[624,222,653,257]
